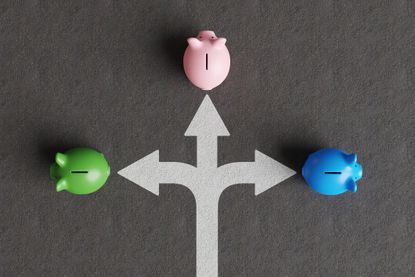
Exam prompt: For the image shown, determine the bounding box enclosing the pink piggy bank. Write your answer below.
[183,30,230,90]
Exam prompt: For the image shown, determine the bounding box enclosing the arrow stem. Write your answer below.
[218,162,255,184]
[195,190,221,277]
[197,136,218,168]
[159,162,196,184]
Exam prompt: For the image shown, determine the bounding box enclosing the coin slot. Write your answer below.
[206,53,208,70]
[324,172,341,174]
[71,171,88,174]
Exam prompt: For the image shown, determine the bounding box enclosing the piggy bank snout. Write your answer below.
[197,30,216,39]
[354,163,363,180]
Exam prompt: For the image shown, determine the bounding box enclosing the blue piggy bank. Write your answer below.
[302,148,363,195]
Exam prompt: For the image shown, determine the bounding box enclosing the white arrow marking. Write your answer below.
[118,150,196,196]
[219,150,296,195]
[118,95,296,277]
[185,96,230,168]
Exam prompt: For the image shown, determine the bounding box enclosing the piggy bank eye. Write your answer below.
[199,36,202,39]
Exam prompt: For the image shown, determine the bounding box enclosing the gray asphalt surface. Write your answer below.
[0,1,414,276]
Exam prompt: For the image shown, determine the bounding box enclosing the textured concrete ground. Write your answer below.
[0,1,414,276]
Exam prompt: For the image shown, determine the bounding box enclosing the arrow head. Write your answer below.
[118,150,161,195]
[254,150,296,195]
[185,95,230,137]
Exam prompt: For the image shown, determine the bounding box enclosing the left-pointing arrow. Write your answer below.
[117,150,196,195]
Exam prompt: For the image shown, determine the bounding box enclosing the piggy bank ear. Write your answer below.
[56,178,68,192]
[213,38,227,48]
[345,153,357,164]
[187,38,202,48]
[55,153,67,167]
[346,179,357,193]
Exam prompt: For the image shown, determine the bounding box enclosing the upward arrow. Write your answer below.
[185,95,230,168]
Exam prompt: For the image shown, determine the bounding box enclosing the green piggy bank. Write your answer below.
[50,148,110,195]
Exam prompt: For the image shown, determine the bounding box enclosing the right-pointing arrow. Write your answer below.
[218,150,296,195]
[253,150,296,195]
